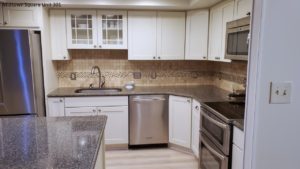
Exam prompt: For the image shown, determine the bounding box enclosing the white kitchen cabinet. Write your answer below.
[1,6,41,27]
[234,0,252,19]
[232,126,245,169]
[98,106,128,145]
[65,107,98,116]
[0,4,3,26]
[157,12,186,60]
[47,98,65,117]
[191,99,201,158]
[66,10,97,49]
[97,10,127,49]
[185,10,209,60]
[208,0,234,62]
[128,11,157,60]
[128,11,185,60]
[169,95,192,148]
[50,9,70,60]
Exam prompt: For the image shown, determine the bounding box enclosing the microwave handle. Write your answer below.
[202,137,226,160]
[202,112,229,129]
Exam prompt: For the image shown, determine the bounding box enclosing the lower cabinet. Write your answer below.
[47,96,129,146]
[191,99,201,158]
[232,126,245,169]
[169,95,192,148]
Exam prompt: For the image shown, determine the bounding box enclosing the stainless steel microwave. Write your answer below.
[225,16,250,61]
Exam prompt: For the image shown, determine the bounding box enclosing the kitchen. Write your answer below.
[0,0,299,169]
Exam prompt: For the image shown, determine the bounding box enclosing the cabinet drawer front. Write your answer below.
[65,96,128,107]
[65,107,97,116]
[233,126,244,150]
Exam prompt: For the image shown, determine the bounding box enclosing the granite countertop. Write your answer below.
[48,85,232,102]
[0,116,107,169]
[48,85,244,129]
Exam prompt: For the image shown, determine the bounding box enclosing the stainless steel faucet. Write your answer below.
[91,66,105,88]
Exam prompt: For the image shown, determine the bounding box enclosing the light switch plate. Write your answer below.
[270,82,292,104]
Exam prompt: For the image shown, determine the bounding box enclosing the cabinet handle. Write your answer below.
[215,57,220,60]
[153,56,156,60]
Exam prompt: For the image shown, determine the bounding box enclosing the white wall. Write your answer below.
[245,0,300,169]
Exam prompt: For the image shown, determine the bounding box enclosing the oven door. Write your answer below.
[200,132,228,169]
[225,25,250,61]
[201,108,231,155]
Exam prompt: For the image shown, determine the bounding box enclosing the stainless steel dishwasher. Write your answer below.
[129,95,169,145]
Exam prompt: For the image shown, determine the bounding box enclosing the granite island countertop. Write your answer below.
[48,85,244,130]
[0,116,107,169]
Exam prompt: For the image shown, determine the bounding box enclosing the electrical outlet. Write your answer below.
[133,72,141,79]
[70,72,77,80]
[270,82,292,104]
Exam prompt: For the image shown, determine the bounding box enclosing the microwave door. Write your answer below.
[236,30,250,55]
[226,32,238,55]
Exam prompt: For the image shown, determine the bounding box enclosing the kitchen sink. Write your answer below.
[75,88,122,94]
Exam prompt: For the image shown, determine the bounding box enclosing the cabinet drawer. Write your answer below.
[233,126,244,150]
[65,96,128,107]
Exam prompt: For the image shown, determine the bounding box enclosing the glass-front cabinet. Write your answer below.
[66,10,97,49]
[98,11,127,49]
[66,10,127,49]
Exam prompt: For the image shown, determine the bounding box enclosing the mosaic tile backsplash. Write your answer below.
[55,50,247,91]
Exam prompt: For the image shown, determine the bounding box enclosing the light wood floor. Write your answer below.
[105,148,199,169]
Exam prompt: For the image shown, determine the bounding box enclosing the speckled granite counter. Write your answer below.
[0,116,107,169]
[233,119,244,131]
[48,85,232,102]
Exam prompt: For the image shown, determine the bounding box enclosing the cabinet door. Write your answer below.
[234,0,252,19]
[169,96,192,148]
[0,4,3,26]
[47,98,65,117]
[98,106,128,145]
[157,12,186,60]
[50,10,70,60]
[191,100,201,158]
[221,1,235,62]
[2,7,41,27]
[66,10,97,49]
[186,10,209,60]
[232,144,244,169]
[98,10,127,49]
[65,107,97,116]
[128,11,157,60]
[208,1,234,62]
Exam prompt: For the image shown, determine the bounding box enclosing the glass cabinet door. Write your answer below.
[98,11,127,49]
[66,10,97,49]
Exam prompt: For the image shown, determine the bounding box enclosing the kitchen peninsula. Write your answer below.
[0,116,107,169]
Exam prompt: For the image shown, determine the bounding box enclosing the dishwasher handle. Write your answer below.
[132,97,166,102]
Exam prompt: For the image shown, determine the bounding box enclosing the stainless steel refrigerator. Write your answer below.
[0,30,45,117]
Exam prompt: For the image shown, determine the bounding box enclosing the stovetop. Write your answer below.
[202,101,245,123]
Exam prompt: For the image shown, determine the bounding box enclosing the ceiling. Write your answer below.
[3,0,224,10]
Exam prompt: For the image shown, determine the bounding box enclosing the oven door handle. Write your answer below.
[202,112,229,129]
[202,138,226,160]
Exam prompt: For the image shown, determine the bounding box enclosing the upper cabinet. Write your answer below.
[128,11,185,60]
[157,12,185,60]
[50,10,70,60]
[185,10,209,60]
[66,10,97,49]
[128,11,157,60]
[234,0,252,19]
[97,10,127,49]
[0,6,41,27]
[208,0,234,62]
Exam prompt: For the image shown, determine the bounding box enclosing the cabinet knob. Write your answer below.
[158,56,161,59]
[153,56,156,60]
[195,106,199,110]
[3,21,8,25]
[187,99,191,103]
[94,45,97,48]
[93,109,96,113]
[203,56,207,59]
[99,45,102,48]
[63,56,66,59]
[215,56,220,60]
[98,109,101,113]
[59,99,63,102]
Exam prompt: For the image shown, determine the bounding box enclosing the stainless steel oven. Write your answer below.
[200,107,232,169]
[200,133,229,169]
[225,16,250,61]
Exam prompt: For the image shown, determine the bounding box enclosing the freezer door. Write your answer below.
[0,30,40,116]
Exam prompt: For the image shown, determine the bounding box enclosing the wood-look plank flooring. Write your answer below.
[105,148,199,169]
